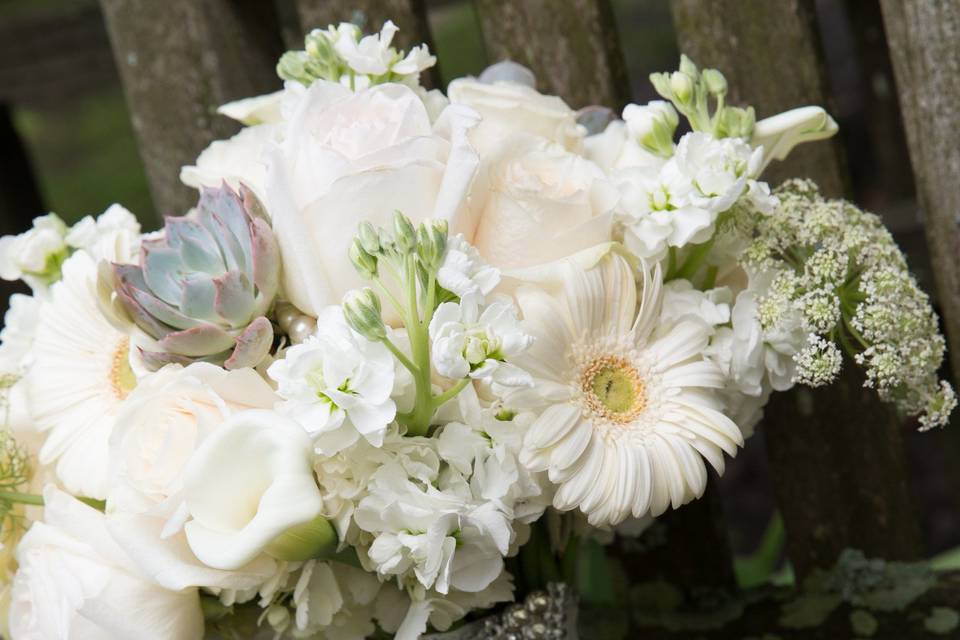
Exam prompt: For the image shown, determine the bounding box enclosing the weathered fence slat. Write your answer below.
[880,0,960,383]
[99,0,285,216]
[669,0,922,578]
[293,0,438,87]
[472,0,630,109]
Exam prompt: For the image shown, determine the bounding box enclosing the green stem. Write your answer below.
[0,490,42,506]
[0,490,105,511]
[702,264,719,290]
[665,247,678,280]
[382,338,418,376]
[432,378,469,409]
[673,237,716,281]
[400,253,436,437]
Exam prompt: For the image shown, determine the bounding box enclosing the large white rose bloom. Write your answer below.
[109,362,279,516]
[265,80,479,316]
[512,251,744,525]
[9,487,204,640]
[468,136,618,271]
[447,77,584,152]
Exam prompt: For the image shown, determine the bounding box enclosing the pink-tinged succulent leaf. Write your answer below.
[165,216,224,275]
[138,347,194,371]
[198,185,250,275]
[130,285,201,332]
[240,183,269,221]
[142,241,185,306]
[213,270,255,326]
[249,217,280,299]
[158,323,237,357]
[224,316,273,370]
[112,264,172,339]
[179,274,219,323]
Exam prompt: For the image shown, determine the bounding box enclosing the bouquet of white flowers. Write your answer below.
[0,20,953,640]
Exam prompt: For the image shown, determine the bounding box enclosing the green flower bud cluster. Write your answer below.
[720,179,955,428]
[342,212,455,436]
[650,54,755,139]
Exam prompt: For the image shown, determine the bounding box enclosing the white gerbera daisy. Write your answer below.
[28,251,138,499]
[513,251,743,526]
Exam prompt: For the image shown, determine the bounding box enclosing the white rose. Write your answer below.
[468,137,617,271]
[180,124,280,203]
[448,78,584,153]
[109,362,279,516]
[182,409,325,570]
[266,81,479,316]
[10,487,204,640]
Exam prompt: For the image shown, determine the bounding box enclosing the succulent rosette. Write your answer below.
[109,184,280,370]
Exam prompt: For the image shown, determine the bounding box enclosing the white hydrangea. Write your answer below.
[268,306,397,454]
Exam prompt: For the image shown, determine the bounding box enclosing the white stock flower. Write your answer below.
[429,298,533,389]
[0,214,69,292]
[292,560,381,639]
[448,77,584,152]
[585,100,677,172]
[437,234,500,305]
[468,137,617,271]
[266,81,479,316]
[27,251,141,499]
[659,280,732,328]
[330,21,434,78]
[10,487,204,640]
[182,409,324,570]
[618,132,773,260]
[672,132,771,213]
[355,462,510,595]
[268,307,396,455]
[513,251,744,525]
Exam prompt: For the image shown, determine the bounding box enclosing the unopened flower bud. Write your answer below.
[670,71,694,104]
[701,68,727,96]
[416,219,448,270]
[343,288,386,341]
[358,221,381,254]
[679,54,699,78]
[393,211,417,254]
[349,239,378,279]
[265,605,291,633]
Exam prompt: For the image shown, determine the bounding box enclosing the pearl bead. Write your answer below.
[288,315,316,344]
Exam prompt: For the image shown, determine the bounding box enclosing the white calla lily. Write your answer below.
[182,410,327,570]
[751,106,838,172]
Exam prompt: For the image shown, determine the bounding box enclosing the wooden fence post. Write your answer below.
[880,0,960,383]
[670,0,922,578]
[293,0,438,87]
[99,0,285,216]
[472,0,631,109]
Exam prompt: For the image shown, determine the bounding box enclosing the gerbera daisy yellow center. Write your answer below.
[110,337,136,400]
[581,355,647,423]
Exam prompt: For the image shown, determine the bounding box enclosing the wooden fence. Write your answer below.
[8,0,960,637]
